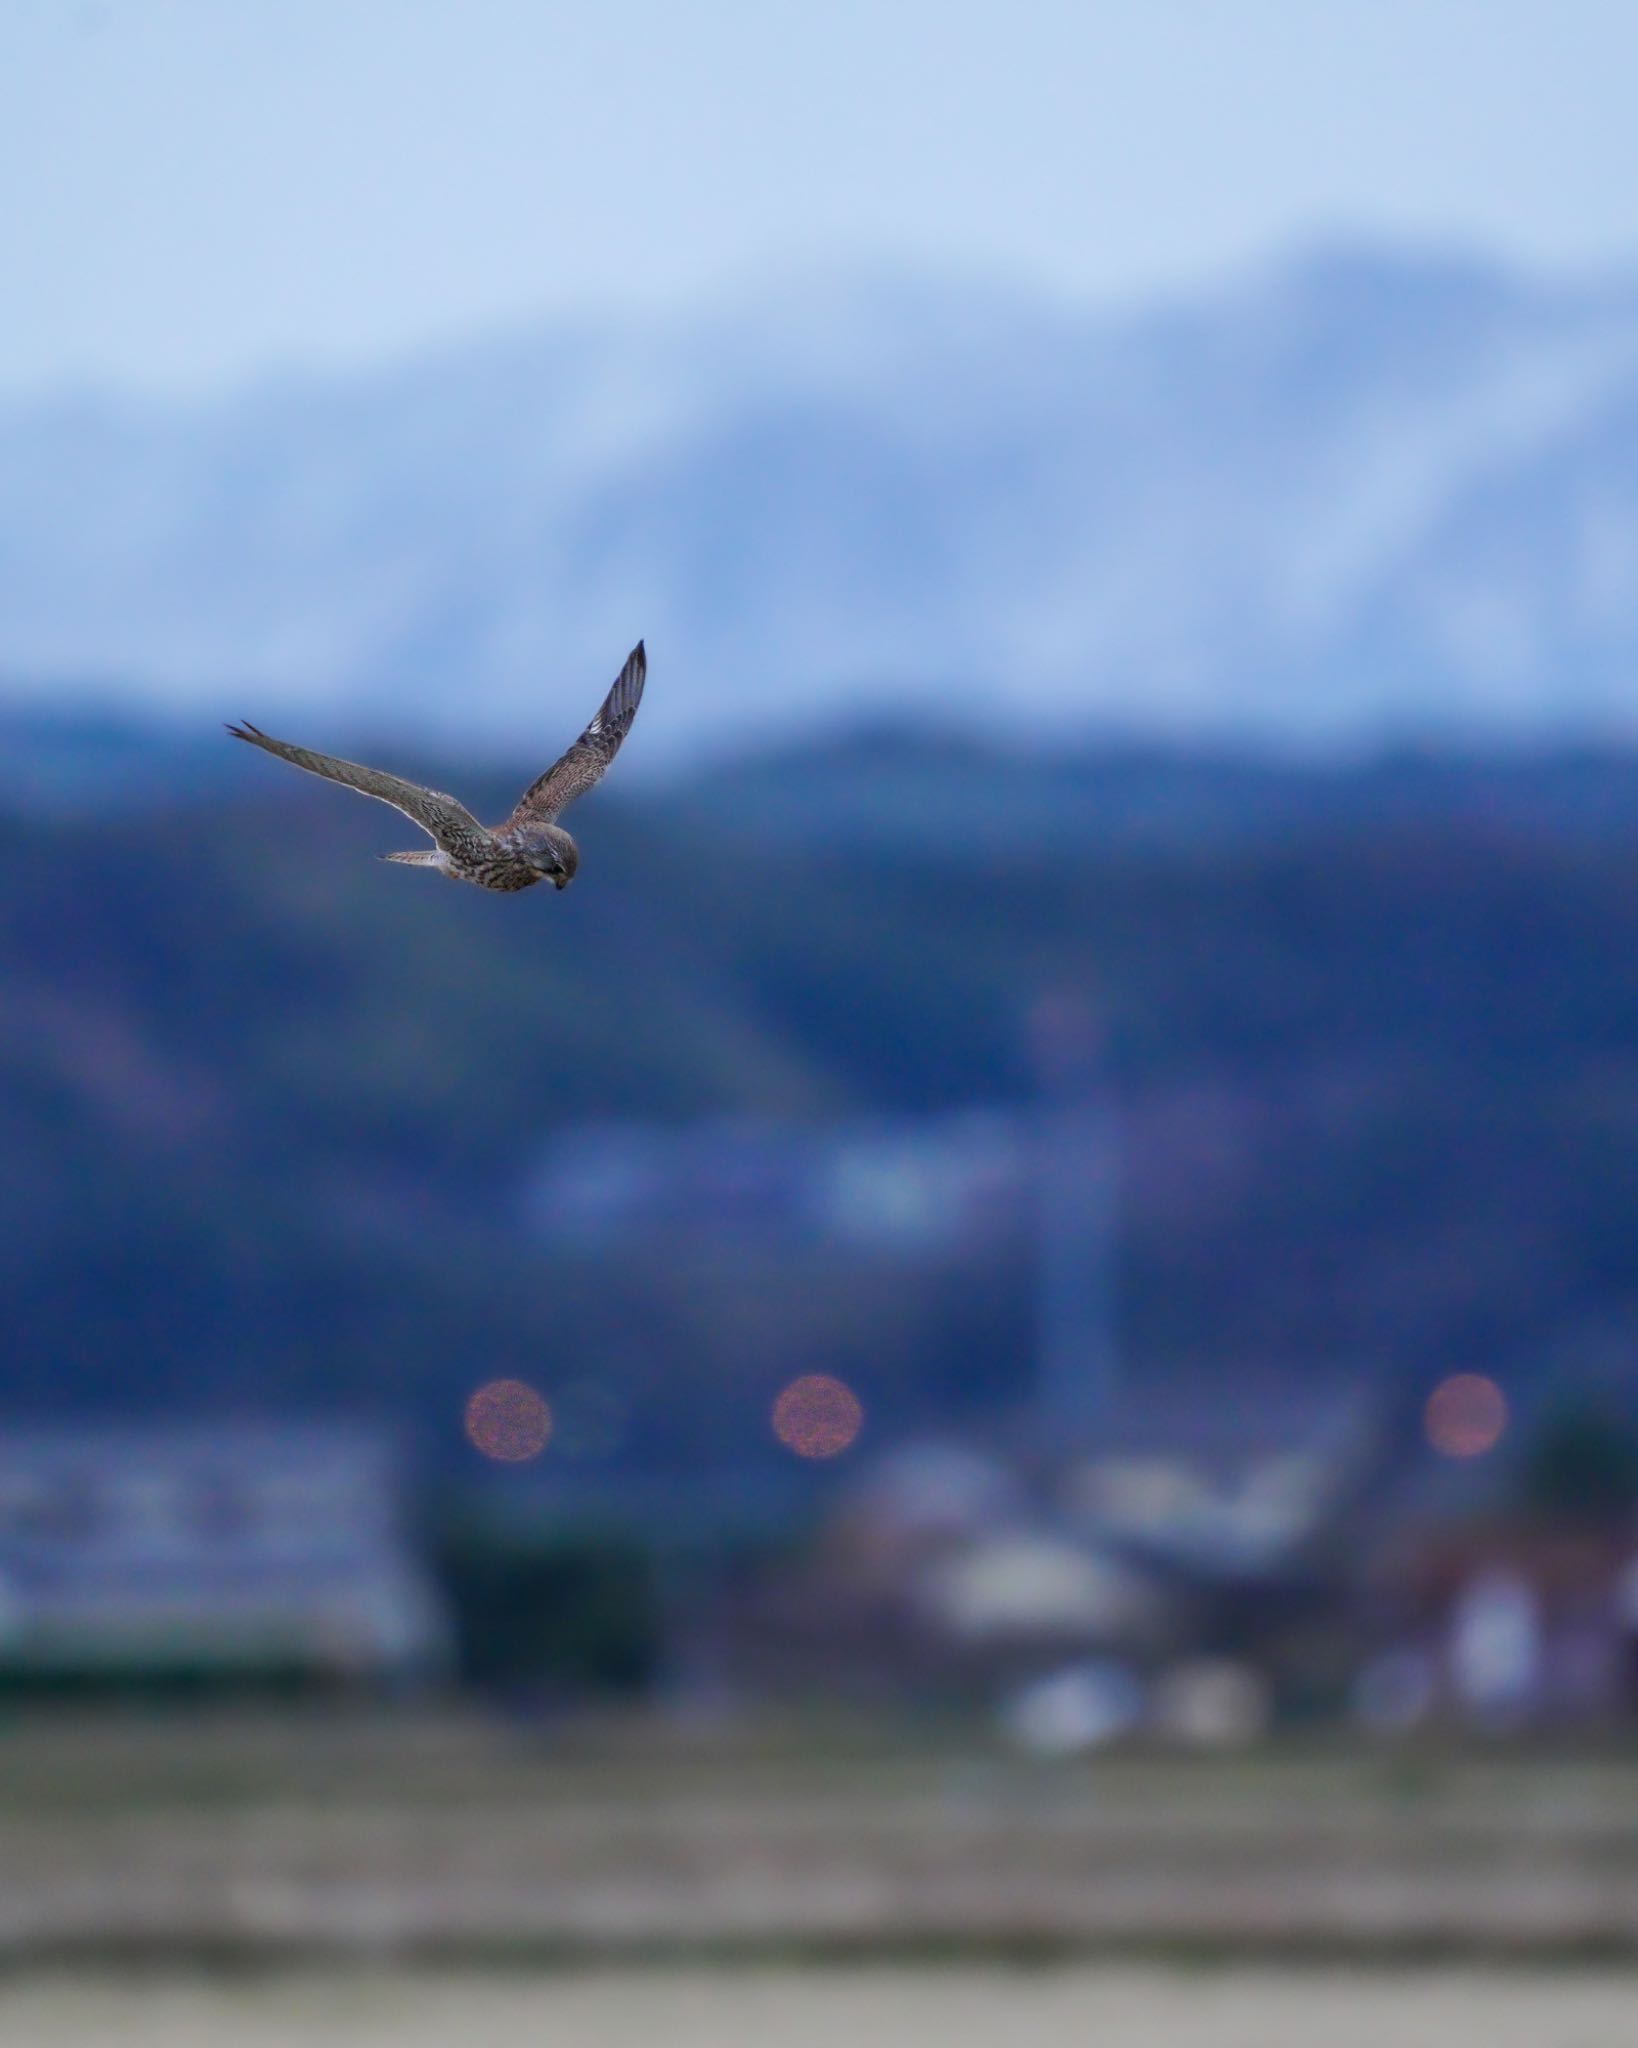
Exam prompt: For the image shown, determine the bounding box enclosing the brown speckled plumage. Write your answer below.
[227,643,646,894]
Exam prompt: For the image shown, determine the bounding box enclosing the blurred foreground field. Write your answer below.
[3,1968,1637,2048]
[1,1713,1637,1964]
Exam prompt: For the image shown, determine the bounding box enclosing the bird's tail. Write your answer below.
[381,850,443,867]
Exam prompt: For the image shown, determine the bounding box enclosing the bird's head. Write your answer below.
[523,823,580,889]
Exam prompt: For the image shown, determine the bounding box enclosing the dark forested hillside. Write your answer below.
[4,739,1638,1465]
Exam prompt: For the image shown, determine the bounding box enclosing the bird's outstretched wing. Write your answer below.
[225,723,490,859]
[505,642,646,829]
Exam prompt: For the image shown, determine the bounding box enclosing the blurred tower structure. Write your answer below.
[1029,993,1120,1443]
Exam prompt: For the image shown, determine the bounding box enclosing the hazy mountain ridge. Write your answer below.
[11,695,1638,855]
[3,244,1638,751]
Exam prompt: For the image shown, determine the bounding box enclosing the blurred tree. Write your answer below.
[1521,1400,1638,1526]
[432,1514,662,1695]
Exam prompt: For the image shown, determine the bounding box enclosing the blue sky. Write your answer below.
[4,0,1635,396]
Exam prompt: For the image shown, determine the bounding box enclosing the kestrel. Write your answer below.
[227,642,646,892]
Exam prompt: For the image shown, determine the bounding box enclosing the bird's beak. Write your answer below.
[554,875,569,890]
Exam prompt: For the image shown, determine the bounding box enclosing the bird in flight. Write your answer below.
[227,642,646,893]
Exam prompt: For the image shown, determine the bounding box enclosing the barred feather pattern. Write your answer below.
[226,641,646,895]
[505,642,646,829]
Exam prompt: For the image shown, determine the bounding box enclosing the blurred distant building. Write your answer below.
[710,1379,1418,1707]
[1054,1379,1374,1573]
[530,1003,1125,1451]
[0,1425,450,1690]
[528,1111,1029,1254]
[1361,1518,1638,1729]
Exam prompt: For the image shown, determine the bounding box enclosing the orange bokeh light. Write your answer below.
[771,1374,864,1460]
[464,1378,552,1462]
[1425,1373,1508,1460]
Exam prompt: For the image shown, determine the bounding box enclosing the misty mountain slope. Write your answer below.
[1342,366,1638,723]
[3,246,1638,749]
